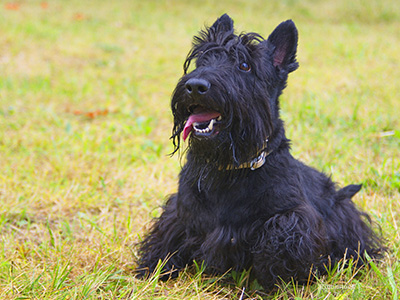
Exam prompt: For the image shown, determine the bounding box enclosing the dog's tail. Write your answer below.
[336,184,362,201]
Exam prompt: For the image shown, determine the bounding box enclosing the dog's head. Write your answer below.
[171,14,298,169]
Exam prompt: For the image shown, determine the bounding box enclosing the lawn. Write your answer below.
[0,0,399,299]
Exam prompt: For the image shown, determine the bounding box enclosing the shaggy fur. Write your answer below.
[137,14,383,290]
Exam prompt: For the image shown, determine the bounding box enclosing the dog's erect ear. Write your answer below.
[266,20,299,73]
[210,13,234,34]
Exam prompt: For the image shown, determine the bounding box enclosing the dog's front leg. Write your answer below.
[136,194,189,280]
[251,205,326,290]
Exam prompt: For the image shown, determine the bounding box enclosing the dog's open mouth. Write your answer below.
[183,106,222,141]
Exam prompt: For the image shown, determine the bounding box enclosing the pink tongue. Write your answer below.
[183,111,221,141]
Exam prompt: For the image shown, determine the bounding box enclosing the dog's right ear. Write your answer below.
[210,13,234,34]
[266,20,299,73]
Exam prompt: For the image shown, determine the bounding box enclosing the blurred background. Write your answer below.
[0,0,399,298]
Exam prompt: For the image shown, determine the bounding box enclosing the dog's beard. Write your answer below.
[187,130,231,166]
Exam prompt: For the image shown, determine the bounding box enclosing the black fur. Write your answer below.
[137,14,384,290]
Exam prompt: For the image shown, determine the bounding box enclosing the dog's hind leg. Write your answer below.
[326,184,384,266]
[136,194,190,280]
[251,205,326,290]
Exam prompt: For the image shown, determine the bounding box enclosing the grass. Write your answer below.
[0,0,399,298]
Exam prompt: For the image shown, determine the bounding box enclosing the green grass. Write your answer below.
[0,0,399,298]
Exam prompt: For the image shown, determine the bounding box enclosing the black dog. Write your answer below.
[137,14,383,290]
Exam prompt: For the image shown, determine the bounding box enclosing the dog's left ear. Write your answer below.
[210,13,234,34]
[266,20,299,73]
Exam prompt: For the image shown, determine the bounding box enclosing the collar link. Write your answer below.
[224,138,271,171]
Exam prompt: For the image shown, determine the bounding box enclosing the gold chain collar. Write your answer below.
[224,138,272,171]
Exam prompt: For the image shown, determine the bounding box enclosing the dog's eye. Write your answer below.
[239,62,251,72]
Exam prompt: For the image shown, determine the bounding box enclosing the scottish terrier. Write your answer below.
[137,14,383,290]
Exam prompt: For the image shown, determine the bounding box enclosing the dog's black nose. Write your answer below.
[185,78,210,96]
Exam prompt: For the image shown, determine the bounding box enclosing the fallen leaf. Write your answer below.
[73,13,87,21]
[71,109,110,119]
[5,3,20,10]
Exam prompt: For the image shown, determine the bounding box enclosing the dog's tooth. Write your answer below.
[217,116,222,121]
[208,119,215,131]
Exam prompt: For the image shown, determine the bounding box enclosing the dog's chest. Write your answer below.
[178,182,268,233]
